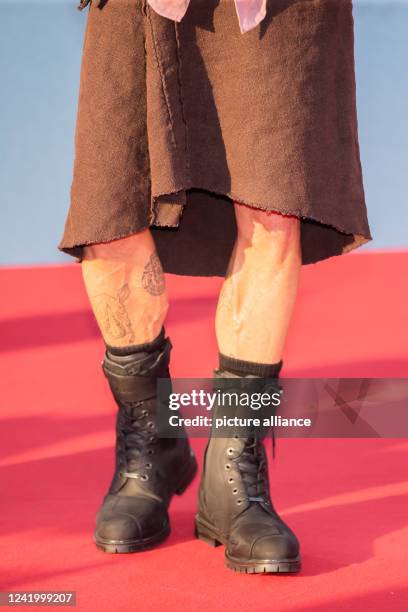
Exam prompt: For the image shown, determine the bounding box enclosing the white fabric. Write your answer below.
[147,0,267,34]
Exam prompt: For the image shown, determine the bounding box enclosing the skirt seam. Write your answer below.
[174,21,191,180]
[147,7,178,150]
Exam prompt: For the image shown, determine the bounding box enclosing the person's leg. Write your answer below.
[82,230,197,553]
[196,205,302,573]
[215,204,302,364]
[82,229,168,347]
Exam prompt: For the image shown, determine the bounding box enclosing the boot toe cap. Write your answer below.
[96,514,143,541]
[95,496,168,543]
[251,533,299,561]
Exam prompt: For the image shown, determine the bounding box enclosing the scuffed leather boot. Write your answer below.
[195,361,301,573]
[94,328,197,553]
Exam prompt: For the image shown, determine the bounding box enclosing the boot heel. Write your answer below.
[175,457,198,495]
[194,520,222,547]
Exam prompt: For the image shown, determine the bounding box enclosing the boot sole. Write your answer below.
[195,516,301,574]
[95,457,198,554]
[95,521,171,554]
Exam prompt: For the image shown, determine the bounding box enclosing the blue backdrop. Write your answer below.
[1,0,407,265]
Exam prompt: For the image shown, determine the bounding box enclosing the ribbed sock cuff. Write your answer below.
[106,326,166,356]
[219,352,283,378]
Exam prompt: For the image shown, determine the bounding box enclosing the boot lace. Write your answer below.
[117,401,157,481]
[232,377,283,507]
[235,438,271,505]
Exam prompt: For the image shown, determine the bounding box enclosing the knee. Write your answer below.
[234,204,301,263]
[82,231,152,262]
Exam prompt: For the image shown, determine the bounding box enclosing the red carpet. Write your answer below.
[1,250,408,610]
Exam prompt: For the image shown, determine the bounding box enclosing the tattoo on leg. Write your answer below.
[142,252,166,296]
[93,283,135,343]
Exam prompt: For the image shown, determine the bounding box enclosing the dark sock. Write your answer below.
[219,352,283,378]
[106,326,166,357]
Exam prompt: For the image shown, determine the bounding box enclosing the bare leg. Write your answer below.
[85,230,197,554]
[198,205,303,574]
[81,229,168,347]
[215,204,302,364]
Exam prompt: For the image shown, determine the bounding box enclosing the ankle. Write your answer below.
[106,326,166,357]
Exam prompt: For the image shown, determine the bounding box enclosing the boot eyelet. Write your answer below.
[225,464,231,470]
[227,448,234,456]
[147,449,154,455]
[236,499,243,505]
[141,474,149,481]
[233,434,239,440]
[228,477,234,483]
[145,463,152,469]
[142,410,148,417]
[232,488,238,495]
[147,422,154,429]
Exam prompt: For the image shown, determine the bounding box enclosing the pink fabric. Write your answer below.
[234,0,267,33]
[147,0,267,33]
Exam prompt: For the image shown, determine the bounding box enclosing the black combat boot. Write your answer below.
[94,327,197,553]
[195,356,301,573]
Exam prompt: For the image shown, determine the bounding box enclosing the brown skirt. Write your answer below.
[59,0,372,276]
